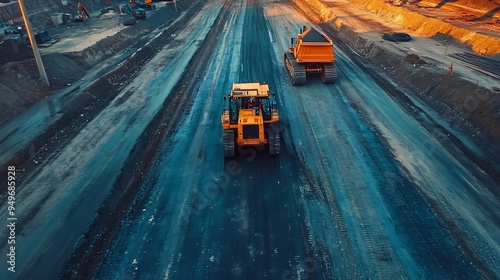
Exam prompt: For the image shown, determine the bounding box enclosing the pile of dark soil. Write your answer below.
[431,32,473,50]
[0,52,86,124]
[43,53,85,87]
[0,61,48,124]
[405,54,426,64]
[0,39,34,65]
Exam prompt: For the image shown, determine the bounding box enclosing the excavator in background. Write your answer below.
[284,26,337,85]
[74,2,91,22]
[221,83,280,157]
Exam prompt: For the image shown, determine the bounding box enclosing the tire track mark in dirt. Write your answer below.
[58,1,232,279]
[312,16,499,280]
[331,28,499,279]
[0,0,208,279]
[334,71,483,278]
[267,0,494,278]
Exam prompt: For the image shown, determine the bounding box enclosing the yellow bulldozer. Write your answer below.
[221,83,280,157]
[284,26,337,85]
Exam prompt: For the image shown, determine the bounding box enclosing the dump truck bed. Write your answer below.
[293,28,335,63]
[284,26,337,84]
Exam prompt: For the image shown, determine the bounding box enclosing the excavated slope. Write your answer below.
[293,0,500,54]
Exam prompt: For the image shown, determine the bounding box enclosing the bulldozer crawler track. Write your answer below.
[223,129,235,157]
[322,63,337,83]
[267,128,280,155]
[284,52,306,85]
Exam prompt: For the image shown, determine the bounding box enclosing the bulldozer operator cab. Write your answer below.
[221,83,280,157]
[227,88,274,125]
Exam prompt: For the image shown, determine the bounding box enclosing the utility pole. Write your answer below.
[18,0,50,87]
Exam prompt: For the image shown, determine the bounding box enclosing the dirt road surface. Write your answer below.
[0,0,499,279]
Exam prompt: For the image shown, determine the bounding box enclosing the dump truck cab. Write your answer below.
[221,83,280,157]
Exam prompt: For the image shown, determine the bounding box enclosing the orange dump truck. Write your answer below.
[284,26,337,85]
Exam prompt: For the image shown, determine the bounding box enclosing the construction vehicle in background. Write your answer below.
[74,2,91,22]
[119,3,146,23]
[284,26,337,85]
[3,25,29,44]
[133,7,146,19]
[3,25,55,46]
[130,0,156,10]
[221,83,280,157]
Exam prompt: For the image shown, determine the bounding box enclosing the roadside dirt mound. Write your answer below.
[419,0,500,11]
[340,22,500,148]
[291,0,335,23]
[346,0,500,54]
[0,61,47,124]
[0,39,34,65]
[431,31,473,50]
[405,53,426,64]
[43,53,86,87]
[65,22,153,67]
[0,53,83,95]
